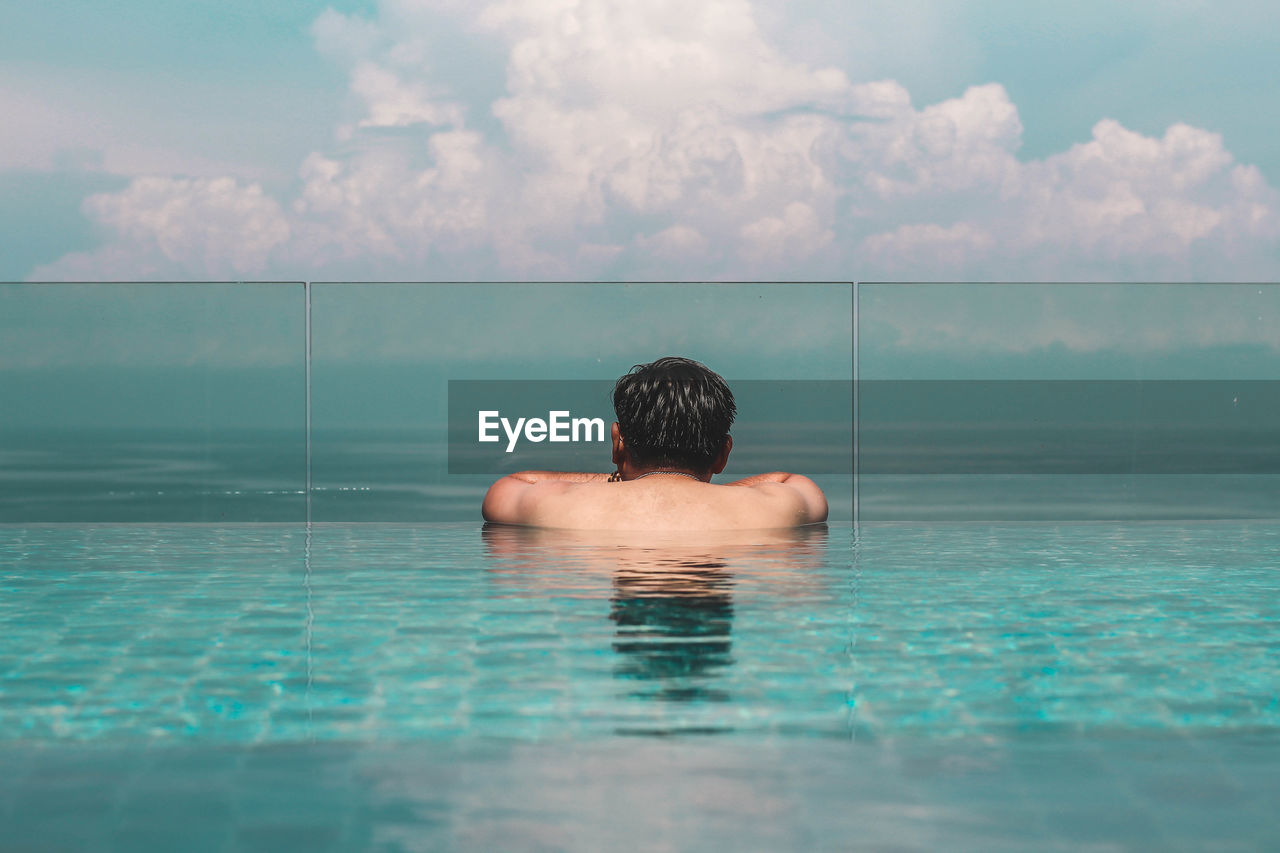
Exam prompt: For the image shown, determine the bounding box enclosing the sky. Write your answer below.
[4,0,1280,284]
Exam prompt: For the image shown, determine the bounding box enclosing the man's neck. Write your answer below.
[626,467,709,483]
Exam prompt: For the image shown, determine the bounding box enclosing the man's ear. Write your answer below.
[710,435,732,474]
[611,422,625,466]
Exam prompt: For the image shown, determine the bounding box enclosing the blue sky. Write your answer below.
[3,0,1279,283]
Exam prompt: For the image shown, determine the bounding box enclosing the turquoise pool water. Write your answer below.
[2,522,1278,850]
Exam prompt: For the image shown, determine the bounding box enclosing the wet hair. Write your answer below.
[612,357,736,473]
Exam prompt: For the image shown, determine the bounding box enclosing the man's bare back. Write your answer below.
[481,357,829,530]
[482,470,828,530]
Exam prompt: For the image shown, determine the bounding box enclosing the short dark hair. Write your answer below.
[612,357,736,473]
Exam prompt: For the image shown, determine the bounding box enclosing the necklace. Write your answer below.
[633,470,703,482]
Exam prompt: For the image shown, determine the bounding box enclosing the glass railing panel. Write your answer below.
[0,283,307,522]
[857,282,1280,520]
[310,283,854,522]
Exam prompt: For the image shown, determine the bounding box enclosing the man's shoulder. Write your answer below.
[727,474,828,525]
[482,474,601,525]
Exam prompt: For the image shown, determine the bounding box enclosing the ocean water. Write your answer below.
[1,522,1277,850]
[0,428,855,523]
[12,427,1280,524]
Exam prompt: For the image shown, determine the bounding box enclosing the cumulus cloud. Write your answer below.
[349,63,466,130]
[29,0,1280,283]
[38,177,289,279]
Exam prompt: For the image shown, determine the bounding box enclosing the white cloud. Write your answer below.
[350,63,466,129]
[740,202,834,266]
[863,223,994,271]
[854,112,1280,279]
[29,0,1280,284]
[637,225,708,259]
[32,177,289,280]
[287,128,492,266]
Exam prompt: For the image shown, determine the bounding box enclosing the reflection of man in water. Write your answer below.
[611,559,735,706]
[481,524,830,730]
[482,357,828,530]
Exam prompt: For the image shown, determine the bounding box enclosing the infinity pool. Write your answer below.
[2,522,1277,850]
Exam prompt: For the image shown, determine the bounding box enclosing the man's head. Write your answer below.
[612,356,736,475]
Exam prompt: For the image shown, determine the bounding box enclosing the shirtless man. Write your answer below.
[481,357,828,530]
